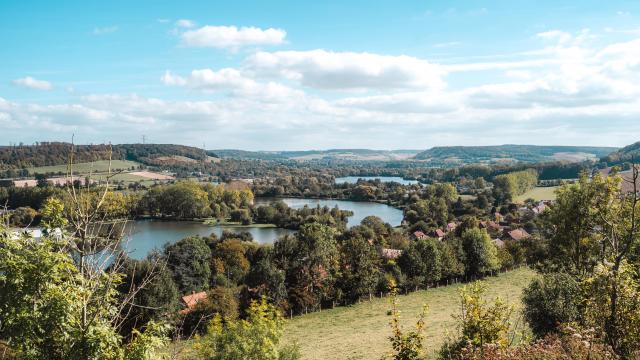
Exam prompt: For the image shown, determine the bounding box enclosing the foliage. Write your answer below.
[582,261,640,358]
[117,256,180,339]
[456,329,617,360]
[164,235,212,294]
[0,228,168,359]
[194,297,300,360]
[538,172,604,275]
[521,272,581,338]
[492,169,538,203]
[384,288,428,360]
[439,282,514,359]
[398,238,442,289]
[182,286,240,336]
[339,232,380,302]
[461,228,500,278]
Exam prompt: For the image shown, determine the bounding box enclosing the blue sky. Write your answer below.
[2,0,640,149]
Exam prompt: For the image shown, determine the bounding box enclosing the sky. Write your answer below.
[1,0,640,150]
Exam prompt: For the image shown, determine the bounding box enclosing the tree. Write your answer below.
[0,217,168,359]
[538,172,603,275]
[182,286,240,336]
[164,236,212,294]
[461,228,500,278]
[398,238,441,289]
[274,224,339,312]
[583,261,640,358]
[117,255,180,339]
[244,247,287,307]
[211,239,250,285]
[522,272,581,338]
[194,297,300,360]
[339,234,380,302]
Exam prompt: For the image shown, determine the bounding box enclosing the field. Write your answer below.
[283,267,536,360]
[514,186,559,202]
[28,160,140,174]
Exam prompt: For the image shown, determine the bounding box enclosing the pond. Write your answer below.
[124,220,294,260]
[254,197,404,228]
[334,176,419,185]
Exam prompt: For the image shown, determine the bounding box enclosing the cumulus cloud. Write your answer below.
[246,50,446,90]
[161,68,304,102]
[180,25,286,49]
[12,76,53,91]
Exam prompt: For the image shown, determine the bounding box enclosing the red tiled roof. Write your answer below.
[181,291,207,310]
[413,231,427,239]
[434,229,446,238]
[508,228,530,241]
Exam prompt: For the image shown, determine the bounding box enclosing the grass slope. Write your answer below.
[283,267,536,360]
[28,160,140,174]
[514,186,559,202]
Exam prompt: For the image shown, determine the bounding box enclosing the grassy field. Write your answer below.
[514,186,559,202]
[28,160,140,174]
[283,267,536,360]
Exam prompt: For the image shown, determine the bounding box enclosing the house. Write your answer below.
[480,220,502,232]
[381,248,403,260]
[180,291,208,314]
[433,229,446,239]
[507,228,530,241]
[412,231,428,240]
[493,238,505,248]
[446,222,457,232]
[532,201,548,215]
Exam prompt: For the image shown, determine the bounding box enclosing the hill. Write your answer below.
[601,140,640,165]
[211,149,420,161]
[0,142,214,170]
[413,145,616,165]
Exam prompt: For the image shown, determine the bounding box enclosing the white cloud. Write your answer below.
[246,50,446,90]
[12,76,53,91]
[180,25,286,49]
[536,30,573,44]
[93,26,118,35]
[175,19,196,28]
[162,69,303,102]
[335,92,458,114]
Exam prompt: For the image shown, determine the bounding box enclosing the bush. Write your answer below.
[522,272,581,338]
[194,297,300,360]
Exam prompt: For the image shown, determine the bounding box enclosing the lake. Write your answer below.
[125,198,403,259]
[254,197,404,227]
[334,176,419,185]
[124,220,294,260]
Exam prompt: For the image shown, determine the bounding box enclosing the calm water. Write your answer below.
[125,198,403,259]
[124,220,294,260]
[254,197,404,227]
[335,176,419,185]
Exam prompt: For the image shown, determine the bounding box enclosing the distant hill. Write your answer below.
[601,141,640,165]
[211,149,420,161]
[0,142,214,169]
[413,145,617,165]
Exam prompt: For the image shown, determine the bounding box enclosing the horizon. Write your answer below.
[2,0,640,149]
[0,142,622,152]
